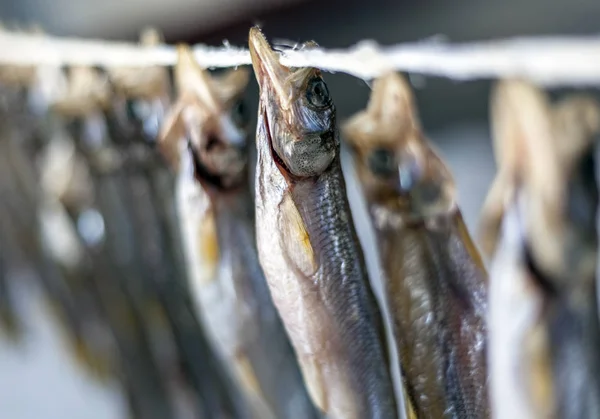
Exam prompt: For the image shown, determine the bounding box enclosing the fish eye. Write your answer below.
[368,148,396,178]
[231,99,249,127]
[306,77,331,109]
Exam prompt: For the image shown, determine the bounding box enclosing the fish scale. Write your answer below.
[382,226,450,419]
[296,164,396,419]
[212,190,319,419]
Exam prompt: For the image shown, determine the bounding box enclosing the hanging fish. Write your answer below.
[0,59,103,353]
[39,119,122,376]
[0,90,31,340]
[107,32,239,418]
[161,44,320,419]
[480,79,600,419]
[0,111,95,366]
[248,27,398,419]
[0,48,43,340]
[38,64,181,419]
[33,66,123,383]
[342,72,489,419]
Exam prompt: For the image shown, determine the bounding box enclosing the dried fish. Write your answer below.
[108,59,240,419]
[37,124,119,380]
[161,44,319,419]
[343,72,489,419]
[0,242,18,339]
[480,79,600,419]
[36,64,180,419]
[0,27,46,341]
[248,27,398,419]
[0,91,27,340]
[0,161,23,341]
[0,139,93,366]
[112,31,243,418]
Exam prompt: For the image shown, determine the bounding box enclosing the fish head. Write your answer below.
[548,94,600,282]
[343,72,455,218]
[481,79,600,282]
[159,44,251,191]
[50,66,111,117]
[249,27,338,181]
[552,94,600,236]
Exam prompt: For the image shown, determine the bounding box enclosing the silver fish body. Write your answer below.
[177,140,318,419]
[254,108,397,419]
[213,189,321,419]
[344,73,489,418]
[371,213,488,419]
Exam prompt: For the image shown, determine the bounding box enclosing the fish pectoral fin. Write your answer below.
[298,354,328,414]
[197,211,219,285]
[279,193,318,277]
[402,382,418,419]
[233,352,275,419]
[234,352,263,396]
[525,324,554,415]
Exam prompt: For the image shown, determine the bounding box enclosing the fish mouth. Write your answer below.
[189,140,226,190]
[249,27,289,109]
[249,28,296,179]
[260,106,295,179]
[188,132,246,191]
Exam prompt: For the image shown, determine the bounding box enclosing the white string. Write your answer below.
[2,31,600,86]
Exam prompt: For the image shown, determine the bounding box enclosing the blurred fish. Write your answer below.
[0,26,45,341]
[0,29,236,419]
[0,247,18,340]
[480,79,600,419]
[0,73,88,346]
[108,40,240,417]
[0,65,42,271]
[37,122,120,381]
[0,108,96,362]
[161,44,319,419]
[0,89,28,340]
[38,64,178,419]
[0,145,24,340]
[248,27,398,419]
[343,72,489,419]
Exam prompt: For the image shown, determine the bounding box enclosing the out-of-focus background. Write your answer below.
[0,0,598,417]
